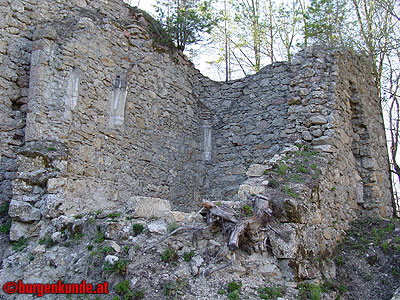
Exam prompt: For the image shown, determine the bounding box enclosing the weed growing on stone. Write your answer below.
[268,178,279,188]
[107,212,121,219]
[224,280,242,300]
[281,185,299,198]
[277,163,288,175]
[258,285,284,299]
[298,283,321,300]
[39,235,55,247]
[94,230,106,243]
[296,164,309,173]
[335,255,345,266]
[12,237,27,252]
[0,202,9,216]
[104,259,129,275]
[101,246,113,254]
[163,279,187,299]
[310,285,321,300]
[289,174,303,183]
[183,250,195,262]
[72,232,84,241]
[0,219,11,234]
[227,290,240,300]
[168,222,180,233]
[115,280,144,300]
[242,204,253,216]
[161,248,178,263]
[132,223,144,236]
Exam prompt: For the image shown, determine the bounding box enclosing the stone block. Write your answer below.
[41,194,64,218]
[127,196,171,218]
[310,115,327,125]
[268,224,297,259]
[9,200,41,222]
[9,220,39,241]
[238,184,264,200]
[246,164,267,177]
[147,220,167,234]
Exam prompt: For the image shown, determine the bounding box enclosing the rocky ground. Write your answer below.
[0,207,399,300]
[332,218,400,300]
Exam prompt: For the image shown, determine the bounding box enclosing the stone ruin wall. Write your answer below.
[195,48,392,217]
[1,0,207,234]
[194,48,393,271]
[0,0,394,257]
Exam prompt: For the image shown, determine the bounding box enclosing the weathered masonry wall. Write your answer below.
[1,0,205,233]
[0,0,393,244]
[195,63,292,199]
[195,48,393,218]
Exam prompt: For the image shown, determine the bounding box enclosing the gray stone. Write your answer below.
[310,115,327,125]
[51,231,64,243]
[392,287,400,300]
[312,136,334,145]
[302,131,312,141]
[41,194,64,218]
[268,224,298,259]
[105,255,119,265]
[192,255,204,268]
[246,164,267,177]
[9,220,39,241]
[127,196,171,218]
[238,184,264,200]
[9,200,41,222]
[147,221,167,234]
[52,215,74,231]
[311,129,323,137]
